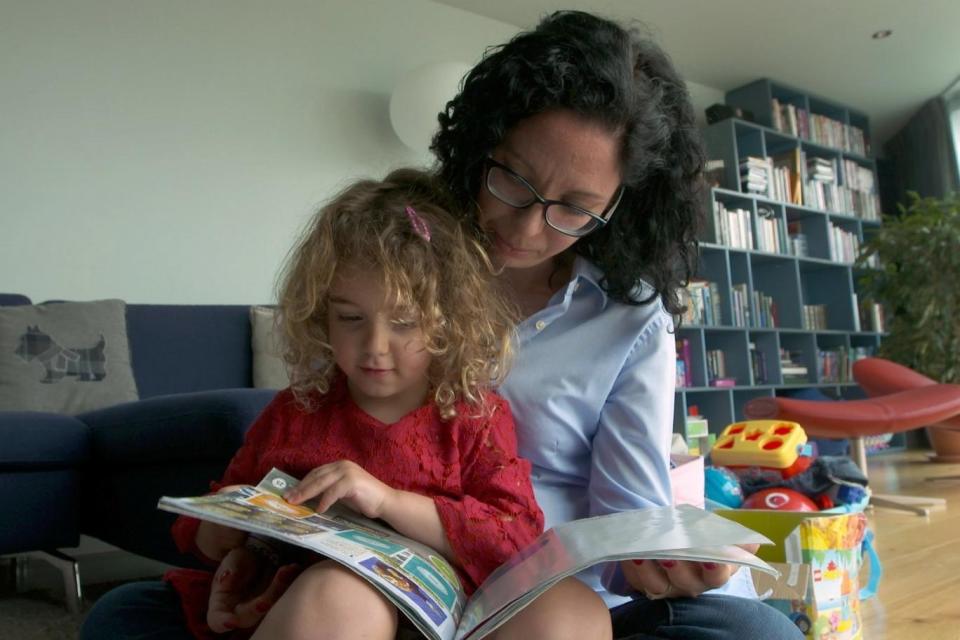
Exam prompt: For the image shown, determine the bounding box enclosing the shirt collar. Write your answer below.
[569,256,609,309]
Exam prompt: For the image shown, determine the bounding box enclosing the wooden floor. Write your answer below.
[859,450,960,640]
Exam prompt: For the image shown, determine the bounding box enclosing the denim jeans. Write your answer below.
[610,593,805,640]
[82,580,805,640]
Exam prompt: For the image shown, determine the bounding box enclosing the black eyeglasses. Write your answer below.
[483,157,624,237]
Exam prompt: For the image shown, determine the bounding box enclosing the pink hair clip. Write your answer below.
[404,205,431,242]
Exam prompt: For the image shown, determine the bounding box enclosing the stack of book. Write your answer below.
[805,157,840,212]
[739,156,772,198]
[779,349,809,384]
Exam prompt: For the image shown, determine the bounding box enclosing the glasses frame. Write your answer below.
[483,157,624,238]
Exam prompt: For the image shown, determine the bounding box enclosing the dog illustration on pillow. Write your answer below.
[14,326,107,382]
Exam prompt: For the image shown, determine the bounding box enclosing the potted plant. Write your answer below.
[857,191,960,460]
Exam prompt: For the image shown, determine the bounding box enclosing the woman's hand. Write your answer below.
[207,546,301,633]
[284,460,396,518]
[621,543,760,599]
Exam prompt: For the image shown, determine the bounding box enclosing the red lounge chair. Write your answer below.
[744,371,960,515]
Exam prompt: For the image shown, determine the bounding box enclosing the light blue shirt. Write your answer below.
[499,256,755,607]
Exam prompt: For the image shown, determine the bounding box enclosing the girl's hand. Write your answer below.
[284,460,396,518]
[207,546,300,633]
[194,485,252,561]
[621,543,760,599]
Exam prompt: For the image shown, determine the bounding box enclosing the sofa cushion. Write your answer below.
[0,411,90,468]
[0,299,139,414]
[250,305,290,389]
[126,304,253,398]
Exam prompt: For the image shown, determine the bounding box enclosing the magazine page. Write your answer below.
[158,469,466,640]
[455,505,777,640]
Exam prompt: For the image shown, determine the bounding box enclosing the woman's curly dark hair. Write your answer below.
[431,10,703,315]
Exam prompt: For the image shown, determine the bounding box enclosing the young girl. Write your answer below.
[163,168,544,639]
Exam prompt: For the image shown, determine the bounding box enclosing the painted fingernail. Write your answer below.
[217,570,232,584]
[256,601,272,613]
[659,560,677,569]
[703,562,719,570]
[223,622,237,630]
[632,560,644,565]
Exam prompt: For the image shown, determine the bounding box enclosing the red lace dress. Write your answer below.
[164,378,544,639]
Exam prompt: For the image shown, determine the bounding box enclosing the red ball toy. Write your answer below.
[741,488,818,512]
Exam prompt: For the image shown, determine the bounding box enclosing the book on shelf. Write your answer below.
[749,342,767,385]
[711,200,754,250]
[682,280,722,326]
[739,156,773,198]
[710,377,737,388]
[770,98,870,156]
[770,149,804,205]
[158,468,776,640]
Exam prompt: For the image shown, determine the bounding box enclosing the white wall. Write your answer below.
[0,0,723,304]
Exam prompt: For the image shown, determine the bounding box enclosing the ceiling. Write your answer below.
[433,0,960,150]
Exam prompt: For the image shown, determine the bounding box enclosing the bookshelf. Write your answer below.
[676,79,892,452]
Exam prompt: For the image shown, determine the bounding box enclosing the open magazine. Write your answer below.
[158,468,777,640]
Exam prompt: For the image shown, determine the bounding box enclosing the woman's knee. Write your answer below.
[80,580,190,640]
[492,577,611,640]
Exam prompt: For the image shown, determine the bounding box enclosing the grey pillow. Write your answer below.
[0,299,139,414]
[250,305,290,389]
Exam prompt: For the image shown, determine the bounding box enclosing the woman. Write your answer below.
[430,10,804,640]
[81,10,803,640]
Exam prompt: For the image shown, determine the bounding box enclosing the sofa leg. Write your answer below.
[23,550,84,614]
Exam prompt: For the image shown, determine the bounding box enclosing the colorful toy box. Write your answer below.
[717,508,878,640]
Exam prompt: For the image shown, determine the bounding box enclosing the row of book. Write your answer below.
[711,201,754,249]
[735,152,881,222]
[751,290,779,328]
[827,223,862,264]
[802,303,829,331]
[678,340,875,388]
[681,280,723,326]
[755,206,788,254]
[770,97,871,156]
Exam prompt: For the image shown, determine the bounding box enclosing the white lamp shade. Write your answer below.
[389,62,470,154]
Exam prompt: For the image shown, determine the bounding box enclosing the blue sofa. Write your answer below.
[0,295,277,569]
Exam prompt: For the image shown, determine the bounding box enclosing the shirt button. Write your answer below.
[535,320,547,331]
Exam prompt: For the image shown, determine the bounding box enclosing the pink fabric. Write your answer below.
[165,378,543,639]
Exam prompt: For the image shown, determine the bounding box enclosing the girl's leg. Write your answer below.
[251,559,398,640]
[79,580,192,640]
[610,593,805,640]
[489,576,612,640]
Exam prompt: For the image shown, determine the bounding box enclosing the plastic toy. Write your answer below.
[704,466,744,508]
[710,420,808,469]
[741,487,819,512]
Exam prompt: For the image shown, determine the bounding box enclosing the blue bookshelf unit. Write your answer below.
[677,79,892,451]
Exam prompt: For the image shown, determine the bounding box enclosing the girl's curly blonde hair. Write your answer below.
[277,168,516,419]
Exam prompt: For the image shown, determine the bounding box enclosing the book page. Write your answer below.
[456,505,776,640]
[158,469,465,640]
